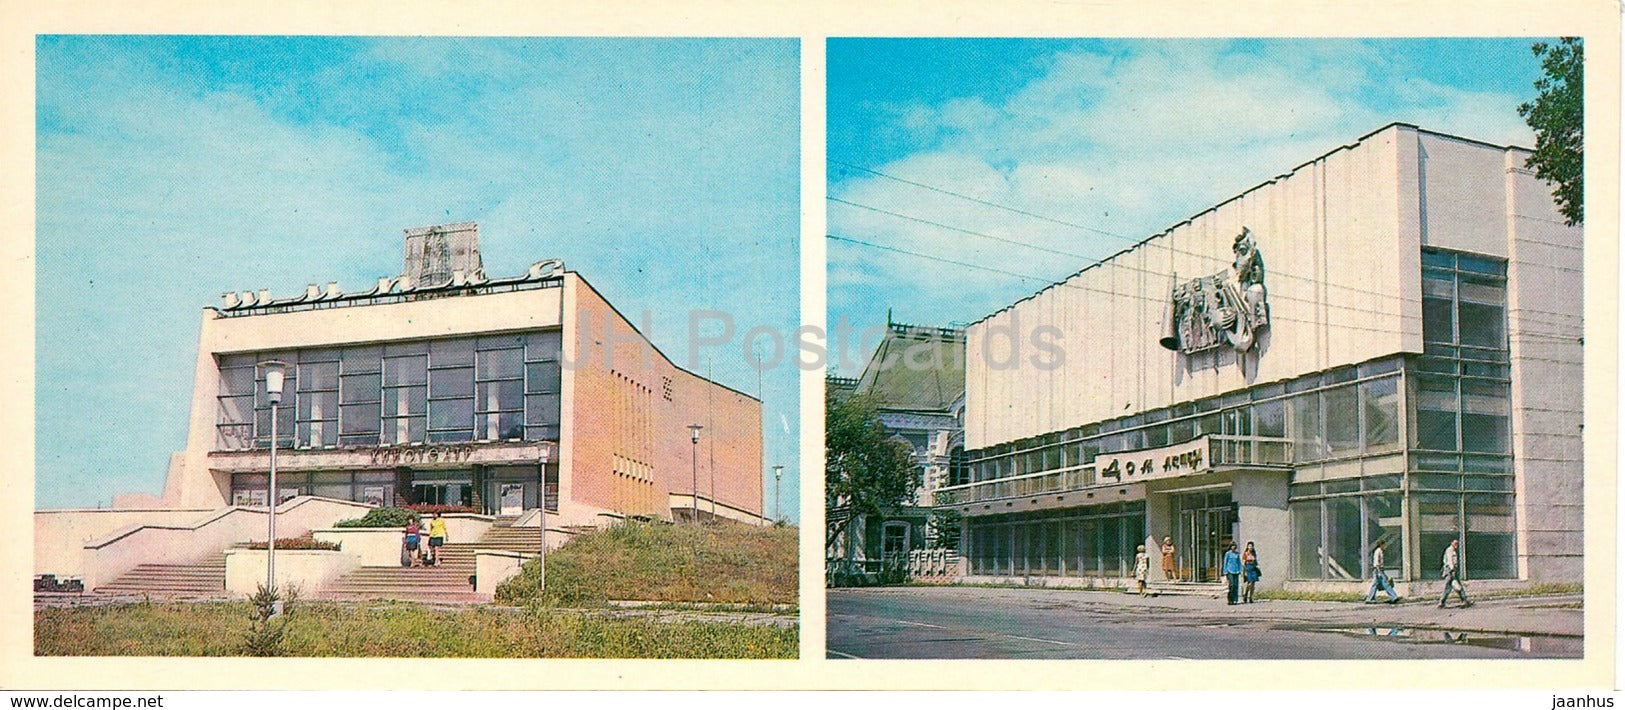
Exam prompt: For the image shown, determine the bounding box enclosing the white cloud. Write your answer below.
[828,42,1536,375]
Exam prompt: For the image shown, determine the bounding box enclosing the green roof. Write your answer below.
[854,322,965,414]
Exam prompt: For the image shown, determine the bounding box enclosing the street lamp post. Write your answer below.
[537,448,550,593]
[772,465,783,524]
[259,360,288,596]
[687,425,703,523]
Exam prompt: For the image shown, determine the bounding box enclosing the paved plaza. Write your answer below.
[827,585,1583,659]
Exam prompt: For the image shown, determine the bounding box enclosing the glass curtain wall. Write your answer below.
[1411,248,1515,579]
[217,330,563,451]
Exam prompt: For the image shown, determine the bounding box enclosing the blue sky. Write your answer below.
[36,36,802,520]
[827,38,1553,374]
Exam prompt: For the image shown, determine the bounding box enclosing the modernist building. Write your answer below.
[158,222,765,527]
[948,125,1582,590]
[827,319,966,573]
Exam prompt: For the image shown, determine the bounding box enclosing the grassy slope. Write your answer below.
[497,521,798,606]
[35,601,795,658]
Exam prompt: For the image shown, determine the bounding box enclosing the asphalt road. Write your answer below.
[827,586,1583,659]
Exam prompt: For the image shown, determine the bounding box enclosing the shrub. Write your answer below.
[333,507,420,528]
[242,583,299,656]
[402,504,477,515]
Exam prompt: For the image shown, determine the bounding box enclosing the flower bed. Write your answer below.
[401,504,477,516]
[239,537,342,551]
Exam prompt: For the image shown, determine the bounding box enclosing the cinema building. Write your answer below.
[37,223,764,590]
[947,125,1582,591]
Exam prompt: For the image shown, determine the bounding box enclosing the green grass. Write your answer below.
[35,600,796,658]
[496,520,797,606]
[1254,589,1368,603]
[1256,582,1582,604]
[1474,582,1583,600]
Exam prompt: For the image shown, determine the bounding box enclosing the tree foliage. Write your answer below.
[1518,37,1583,226]
[825,392,918,547]
[928,508,962,551]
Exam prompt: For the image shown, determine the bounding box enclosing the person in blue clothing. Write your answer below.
[1221,542,1243,605]
[1241,541,1262,603]
[1363,538,1402,604]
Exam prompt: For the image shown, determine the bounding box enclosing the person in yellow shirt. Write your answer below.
[427,512,448,566]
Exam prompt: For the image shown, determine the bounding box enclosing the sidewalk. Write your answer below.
[1084,587,1582,637]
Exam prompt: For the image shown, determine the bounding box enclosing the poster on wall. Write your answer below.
[500,483,524,515]
[362,486,386,507]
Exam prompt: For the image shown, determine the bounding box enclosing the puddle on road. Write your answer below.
[1322,626,1581,655]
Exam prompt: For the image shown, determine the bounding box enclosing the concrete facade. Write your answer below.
[952,125,1583,589]
[37,225,766,582]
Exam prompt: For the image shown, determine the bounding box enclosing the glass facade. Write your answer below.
[955,248,1517,582]
[216,330,563,451]
[966,502,1145,577]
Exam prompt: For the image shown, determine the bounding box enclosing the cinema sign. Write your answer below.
[1094,435,1212,482]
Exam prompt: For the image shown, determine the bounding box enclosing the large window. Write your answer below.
[524,331,563,441]
[476,335,525,441]
[1288,477,1406,580]
[964,502,1144,578]
[297,351,339,448]
[215,330,565,451]
[1403,248,1515,579]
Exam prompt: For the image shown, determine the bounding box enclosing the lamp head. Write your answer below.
[259,360,288,405]
[688,424,703,443]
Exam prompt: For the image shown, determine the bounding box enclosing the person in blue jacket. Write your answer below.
[1222,542,1243,605]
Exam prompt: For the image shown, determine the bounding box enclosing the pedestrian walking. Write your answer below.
[1133,544,1151,596]
[427,512,448,566]
[1363,539,1401,604]
[1222,543,1243,605]
[1161,537,1177,580]
[1241,541,1261,603]
[1438,538,1473,608]
[404,515,423,566]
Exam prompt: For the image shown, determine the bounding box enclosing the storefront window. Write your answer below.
[1324,497,1363,580]
[1080,518,1100,576]
[1363,492,1404,578]
[1290,501,1321,579]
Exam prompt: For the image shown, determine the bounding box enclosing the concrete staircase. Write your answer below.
[94,555,228,597]
[320,521,542,603]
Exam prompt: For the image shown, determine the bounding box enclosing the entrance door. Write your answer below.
[1175,490,1235,582]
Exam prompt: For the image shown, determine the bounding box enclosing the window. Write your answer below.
[427,345,474,443]
[524,331,563,441]
[476,345,524,440]
[297,361,338,448]
[381,354,427,445]
[254,357,297,448]
[1414,375,1458,450]
[1322,385,1359,457]
[1290,393,1322,461]
[215,332,566,452]
[1361,377,1400,453]
[1461,380,1509,453]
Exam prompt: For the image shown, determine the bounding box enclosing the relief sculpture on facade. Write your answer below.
[1158,227,1270,356]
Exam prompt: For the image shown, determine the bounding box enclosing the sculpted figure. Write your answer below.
[1232,227,1268,321]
